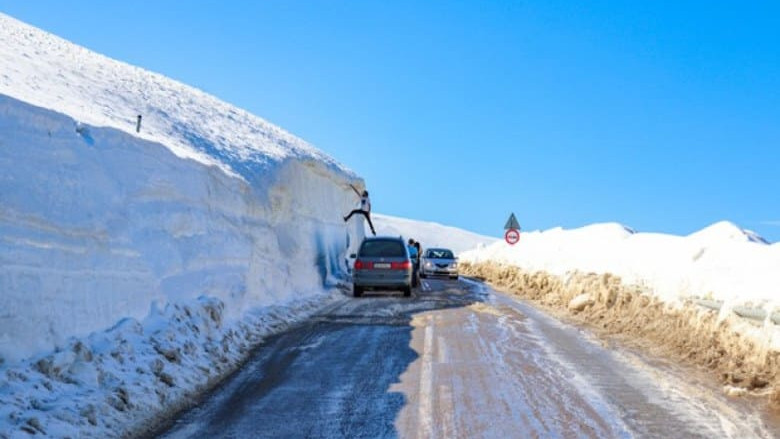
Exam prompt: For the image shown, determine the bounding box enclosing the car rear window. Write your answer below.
[359,240,406,257]
[426,249,454,259]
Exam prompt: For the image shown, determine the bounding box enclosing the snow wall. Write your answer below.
[0,94,360,363]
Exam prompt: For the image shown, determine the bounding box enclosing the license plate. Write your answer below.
[374,263,391,269]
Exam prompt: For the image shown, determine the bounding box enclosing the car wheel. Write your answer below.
[450,275,459,280]
[420,272,427,279]
[403,285,412,297]
[353,285,363,298]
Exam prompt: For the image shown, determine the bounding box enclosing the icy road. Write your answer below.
[154,279,777,438]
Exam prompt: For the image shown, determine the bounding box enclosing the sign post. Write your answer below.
[504,213,521,245]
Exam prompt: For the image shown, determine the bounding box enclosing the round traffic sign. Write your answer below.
[505,228,520,245]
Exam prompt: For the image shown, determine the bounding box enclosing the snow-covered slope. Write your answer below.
[462,220,780,312]
[0,12,364,364]
[0,14,345,183]
[372,213,498,254]
[2,10,778,437]
[0,13,370,437]
[687,220,770,245]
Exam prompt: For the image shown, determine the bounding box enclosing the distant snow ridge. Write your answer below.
[549,222,636,240]
[372,213,498,254]
[688,221,769,245]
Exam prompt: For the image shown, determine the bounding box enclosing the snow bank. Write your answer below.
[0,11,362,363]
[461,263,780,406]
[372,213,498,254]
[0,13,363,437]
[461,222,780,312]
[0,94,355,363]
[460,221,780,405]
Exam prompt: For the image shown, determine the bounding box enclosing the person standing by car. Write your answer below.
[407,238,420,287]
[407,239,418,261]
[343,184,376,236]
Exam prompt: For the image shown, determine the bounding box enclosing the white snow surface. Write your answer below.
[0,13,345,181]
[0,12,362,362]
[2,11,779,439]
[461,221,780,318]
[372,213,499,255]
[0,14,365,438]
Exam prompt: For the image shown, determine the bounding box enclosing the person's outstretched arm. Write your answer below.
[349,184,362,197]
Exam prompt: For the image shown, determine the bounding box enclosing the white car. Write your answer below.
[420,248,459,280]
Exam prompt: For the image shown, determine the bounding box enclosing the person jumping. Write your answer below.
[343,184,376,236]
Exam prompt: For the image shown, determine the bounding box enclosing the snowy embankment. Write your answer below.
[459,223,780,405]
[372,213,499,254]
[1,13,363,437]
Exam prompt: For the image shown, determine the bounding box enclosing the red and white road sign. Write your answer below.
[505,228,520,245]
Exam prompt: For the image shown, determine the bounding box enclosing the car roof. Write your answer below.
[362,236,404,242]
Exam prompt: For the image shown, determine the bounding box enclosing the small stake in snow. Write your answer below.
[136,115,142,133]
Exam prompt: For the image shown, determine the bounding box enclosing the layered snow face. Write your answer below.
[461,222,780,313]
[0,95,357,362]
[0,13,366,436]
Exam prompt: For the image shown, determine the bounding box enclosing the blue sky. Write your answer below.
[3,1,779,241]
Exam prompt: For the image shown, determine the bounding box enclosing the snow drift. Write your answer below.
[0,13,364,437]
[0,12,359,363]
[462,221,780,313]
[460,223,780,405]
[372,213,498,255]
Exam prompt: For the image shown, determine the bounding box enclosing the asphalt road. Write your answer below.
[155,278,778,438]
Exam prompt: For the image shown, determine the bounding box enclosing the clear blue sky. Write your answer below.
[3,1,779,241]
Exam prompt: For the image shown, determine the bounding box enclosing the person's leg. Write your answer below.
[365,212,376,236]
[344,209,360,221]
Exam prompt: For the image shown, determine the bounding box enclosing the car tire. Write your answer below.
[420,272,426,279]
[403,285,412,297]
[450,275,459,280]
[353,285,363,298]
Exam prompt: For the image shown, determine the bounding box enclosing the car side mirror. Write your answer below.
[349,253,357,259]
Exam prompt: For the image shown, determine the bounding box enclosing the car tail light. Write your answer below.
[391,260,411,270]
[354,260,373,270]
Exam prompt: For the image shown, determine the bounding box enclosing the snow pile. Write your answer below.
[0,295,337,437]
[372,213,498,254]
[0,13,361,437]
[461,221,780,313]
[460,222,780,404]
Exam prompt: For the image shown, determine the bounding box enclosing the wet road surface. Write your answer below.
[156,278,778,438]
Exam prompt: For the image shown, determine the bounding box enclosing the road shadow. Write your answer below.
[153,279,484,438]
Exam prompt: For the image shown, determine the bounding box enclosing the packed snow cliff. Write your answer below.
[0,12,364,363]
[0,13,368,437]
